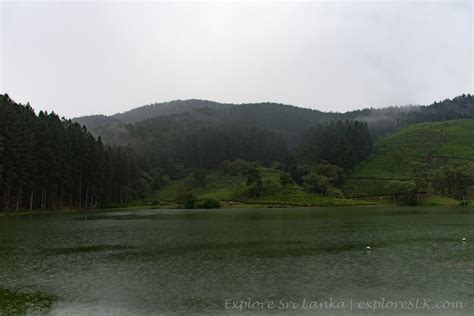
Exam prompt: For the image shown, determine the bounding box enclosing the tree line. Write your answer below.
[0,95,149,211]
[300,120,372,170]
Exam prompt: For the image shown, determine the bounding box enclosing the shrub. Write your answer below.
[303,173,330,194]
[325,187,344,198]
[279,173,293,187]
[176,191,198,209]
[245,167,262,186]
[198,198,221,209]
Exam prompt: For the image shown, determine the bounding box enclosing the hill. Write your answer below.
[342,119,474,198]
[3,93,474,211]
[75,100,332,147]
[75,95,474,148]
[113,99,235,124]
[73,99,235,131]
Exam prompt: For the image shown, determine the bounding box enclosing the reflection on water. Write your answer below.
[0,207,473,315]
[0,288,56,315]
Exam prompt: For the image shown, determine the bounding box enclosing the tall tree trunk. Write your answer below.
[29,189,34,211]
[16,188,22,211]
[78,174,83,209]
[4,189,10,211]
[59,190,63,209]
[51,190,56,210]
[85,189,89,209]
[40,186,45,209]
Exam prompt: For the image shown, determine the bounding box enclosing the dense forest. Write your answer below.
[1,93,474,211]
[76,94,474,145]
[301,121,372,170]
[0,95,152,211]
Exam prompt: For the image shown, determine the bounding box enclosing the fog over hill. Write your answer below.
[74,94,474,147]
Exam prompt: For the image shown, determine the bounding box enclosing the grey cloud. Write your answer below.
[1,1,472,117]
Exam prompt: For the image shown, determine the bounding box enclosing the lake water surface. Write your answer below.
[0,207,473,315]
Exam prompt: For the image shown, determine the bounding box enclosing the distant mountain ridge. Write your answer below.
[74,94,474,147]
[113,99,235,124]
[74,99,235,129]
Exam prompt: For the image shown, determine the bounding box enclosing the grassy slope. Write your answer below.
[153,168,379,207]
[342,119,474,198]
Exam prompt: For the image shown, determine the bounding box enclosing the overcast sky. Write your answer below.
[1,0,472,118]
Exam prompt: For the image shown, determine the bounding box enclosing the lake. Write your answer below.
[0,207,473,315]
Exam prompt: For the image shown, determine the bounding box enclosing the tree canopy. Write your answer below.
[0,95,149,211]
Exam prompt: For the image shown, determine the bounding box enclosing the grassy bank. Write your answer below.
[150,167,383,208]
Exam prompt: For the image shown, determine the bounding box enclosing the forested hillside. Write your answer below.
[2,93,474,211]
[0,95,150,211]
[76,101,330,147]
[114,99,234,124]
[75,94,474,147]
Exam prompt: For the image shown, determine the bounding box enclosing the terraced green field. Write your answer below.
[342,119,474,197]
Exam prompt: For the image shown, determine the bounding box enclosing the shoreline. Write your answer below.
[1,201,468,217]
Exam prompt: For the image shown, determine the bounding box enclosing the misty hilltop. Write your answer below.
[74,95,474,147]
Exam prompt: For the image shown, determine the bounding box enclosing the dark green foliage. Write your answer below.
[303,173,331,194]
[247,179,264,197]
[314,163,346,185]
[245,167,262,186]
[0,95,145,211]
[430,166,473,200]
[197,198,221,209]
[302,120,372,171]
[175,191,198,209]
[220,160,238,176]
[148,167,170,190]
[325,187,344,199]
[78,100,327,148]
[384,180,418,205]
[286,164,310,185]
[193,170,207,187]
[279,173,293,187]
[0,135,4,189]
[220,159,255,176]
[76,95,474,149]
[132,123,289,170]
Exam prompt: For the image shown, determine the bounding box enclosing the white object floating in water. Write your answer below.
[366,246,371,251]
[462,238,467,242]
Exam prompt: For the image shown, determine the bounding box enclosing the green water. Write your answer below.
[0,207,473,315]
